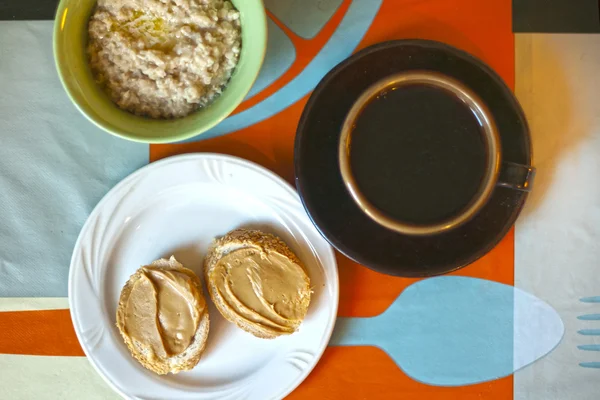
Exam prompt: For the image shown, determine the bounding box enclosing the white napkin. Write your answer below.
[515,33,600,400]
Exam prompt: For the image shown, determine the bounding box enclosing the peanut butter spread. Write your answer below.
[122,267,204,359]
[212,247,310,334]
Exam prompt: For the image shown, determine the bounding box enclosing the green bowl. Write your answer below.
[53,0,267,143]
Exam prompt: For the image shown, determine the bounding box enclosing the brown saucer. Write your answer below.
[294,39,532,277]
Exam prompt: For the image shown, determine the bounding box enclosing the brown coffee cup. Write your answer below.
[338,71,535,236]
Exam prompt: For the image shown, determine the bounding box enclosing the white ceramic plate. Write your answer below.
[69,154,339,400]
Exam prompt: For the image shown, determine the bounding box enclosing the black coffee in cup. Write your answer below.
[348,83,487,225]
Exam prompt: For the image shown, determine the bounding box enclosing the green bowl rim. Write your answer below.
[52,0,267,144]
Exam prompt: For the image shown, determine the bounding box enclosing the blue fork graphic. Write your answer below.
[577,296,600,368]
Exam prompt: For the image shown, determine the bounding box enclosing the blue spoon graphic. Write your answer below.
[330,276,564,386]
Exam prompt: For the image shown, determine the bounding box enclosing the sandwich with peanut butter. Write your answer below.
[116,256,209,375]
[204,229,311,339]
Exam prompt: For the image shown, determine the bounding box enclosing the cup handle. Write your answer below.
[497,162,535,192]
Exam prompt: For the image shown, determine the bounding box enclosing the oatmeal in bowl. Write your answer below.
[88,0,242,119]
[53,0,266,142]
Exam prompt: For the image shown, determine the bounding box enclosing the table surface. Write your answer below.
[1,1,600,399]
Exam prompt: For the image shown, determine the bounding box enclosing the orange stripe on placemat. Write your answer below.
[288,346,513,400]
[0,310,83,356]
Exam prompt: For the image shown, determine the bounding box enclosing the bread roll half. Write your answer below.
[116,257,209,375]
[204,229,311,339]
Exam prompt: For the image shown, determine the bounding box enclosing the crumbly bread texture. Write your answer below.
[116,256,210,375]
[204,229,311,339]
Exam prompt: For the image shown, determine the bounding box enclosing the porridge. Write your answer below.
[87,0,241,119]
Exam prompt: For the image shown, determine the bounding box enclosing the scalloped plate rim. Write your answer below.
[68,153,339,400]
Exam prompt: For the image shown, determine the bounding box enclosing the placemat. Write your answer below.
[2,1,598,399]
